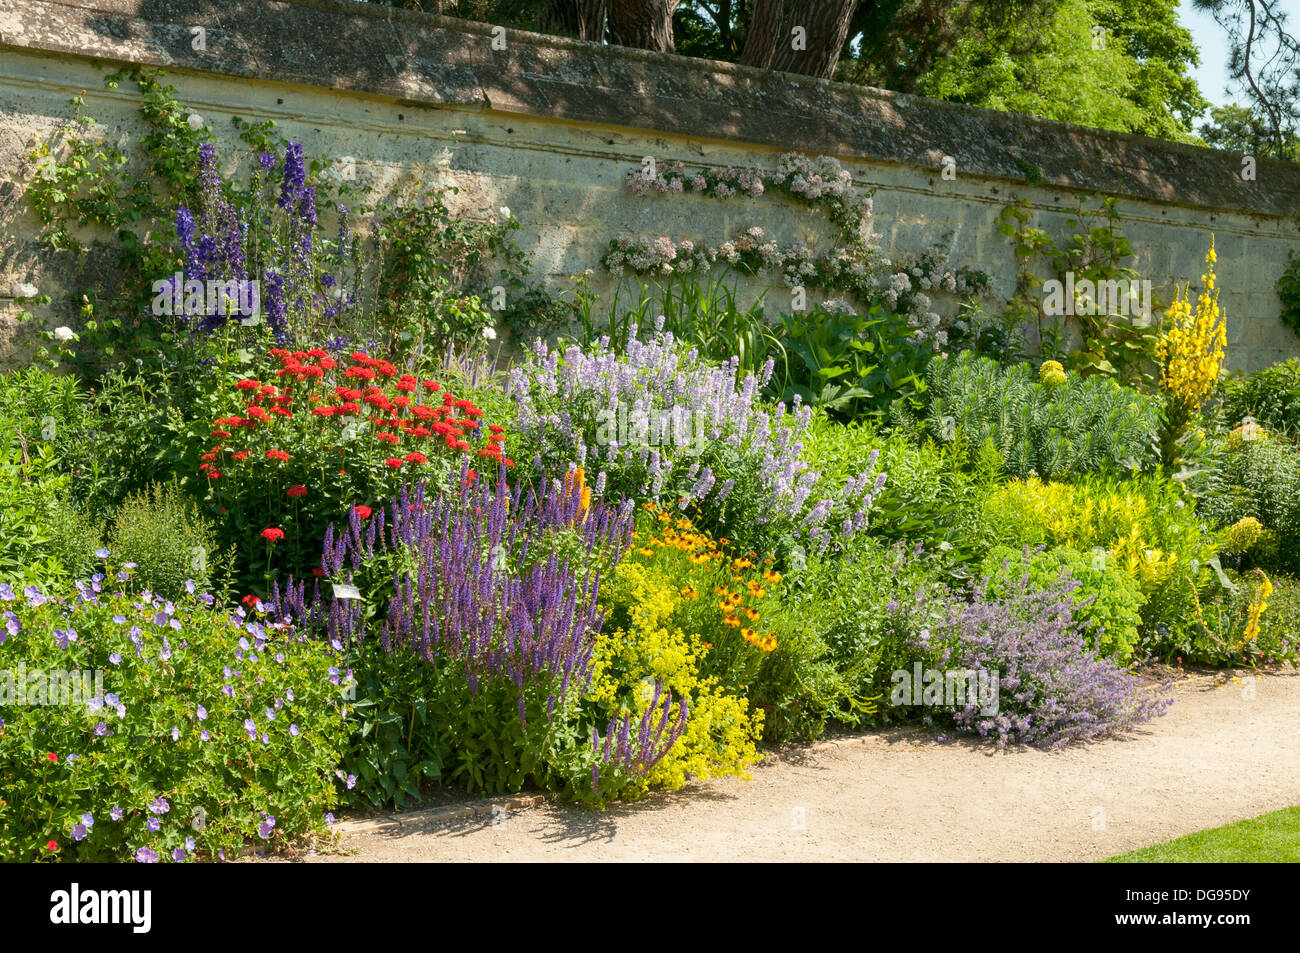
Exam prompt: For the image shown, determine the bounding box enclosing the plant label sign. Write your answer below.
[332,583,362,601]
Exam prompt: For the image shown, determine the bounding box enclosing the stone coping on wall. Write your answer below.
[3,0,1299,221]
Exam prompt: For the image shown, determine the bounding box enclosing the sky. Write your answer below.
[1177,0,1276,118]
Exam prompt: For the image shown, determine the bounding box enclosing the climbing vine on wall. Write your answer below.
[607,152,988,349]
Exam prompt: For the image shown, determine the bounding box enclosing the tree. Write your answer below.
[1193,0,1300,157]
[912,0,1207,141]
[609,0,682,52]
[740,0,858,78]
[540,0,608,42]
[1199,103,1300,160]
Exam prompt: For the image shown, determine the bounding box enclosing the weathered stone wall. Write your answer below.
[2,0,1299,369]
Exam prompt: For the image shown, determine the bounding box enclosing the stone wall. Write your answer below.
[2,0,1299,369]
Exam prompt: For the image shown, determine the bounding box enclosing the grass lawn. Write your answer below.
[1105,807,1300,862]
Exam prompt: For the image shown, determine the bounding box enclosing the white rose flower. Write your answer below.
[499,206,511,219]
[11,282,38,298]
[52,326,75,342]
[187,114,203,131]
[482,326,497,341]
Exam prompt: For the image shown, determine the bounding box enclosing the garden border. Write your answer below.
[3,0,1299,219]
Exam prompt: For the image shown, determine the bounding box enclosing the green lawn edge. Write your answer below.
[1104,806,1300,862]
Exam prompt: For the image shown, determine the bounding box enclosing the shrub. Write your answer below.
[275,469,699,806]
[507,320,886,559]
[766,535,943,735]
[593,559,764,791]
[981,473,1218,654]
[0,574,347,862]
[0,429,102,588]
[917,577,1174,748]
[1178,568,1300,667]
[915,351,1159,478]
[0,366,86,446]
[196,347,515,589]
[107,482,232,599]
[980,545,1145,662]
[1217,358,1300,437]
[802,412,1001,571]
[1192,432,1300,575]
[771,300,934,420]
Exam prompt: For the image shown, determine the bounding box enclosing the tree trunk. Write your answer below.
[541,0,609,43]
[608,0,681,53]
[742,0,857,79]
[739,0,791,69]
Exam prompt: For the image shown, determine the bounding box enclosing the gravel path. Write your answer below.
[307,670,1300,862]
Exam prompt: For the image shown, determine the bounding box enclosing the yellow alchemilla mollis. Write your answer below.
[588,562,763,795]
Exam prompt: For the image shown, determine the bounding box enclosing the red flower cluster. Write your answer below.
[201,349,511,484]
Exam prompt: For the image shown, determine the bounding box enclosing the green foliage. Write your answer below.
[24,69,209,372]
[107,482,232,599]
[981,472,1220,657]
[1180,568,1299,668]
[591,560,764,791]
[915,0,1206,142]
[0,583,348,862]
[1216,358,1300,436]
[1199,104,1300,162]
[573,272,781,383]
[769,535,943,732]
[1276,251,1300,340]
[916,352,1159,479]
[339,642,592,806]
[995,194,1161,388]
[980,544,1146,661]
[370,183,525,355]
[1191,432,1300,575]
[801,413,1000,573]
[0,428,101,588]
[771,301,932,419]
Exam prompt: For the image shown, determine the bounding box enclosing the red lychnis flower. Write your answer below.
[287,485,308,498]
[384,458,403,468]
[46,752,57,763]
[265,449,290,462]
[403,452,428,464]
[353,505,372,520]
[260,528,285,542]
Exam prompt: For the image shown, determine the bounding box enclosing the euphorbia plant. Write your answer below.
[197,347,514,588]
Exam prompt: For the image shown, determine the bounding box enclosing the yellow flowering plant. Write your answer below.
[1157,237,1227,465]
[588,560,764,796]
[982,473,1225,656]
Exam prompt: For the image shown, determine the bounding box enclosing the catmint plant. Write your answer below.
[916,574,1173,748]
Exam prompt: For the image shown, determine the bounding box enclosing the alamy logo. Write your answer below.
[0,665,103,707]
[890,662,1000,715]
[151,273,260,318]
[50,884,151,933]
[593,406,711,449]
[1041,274,1152,323]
